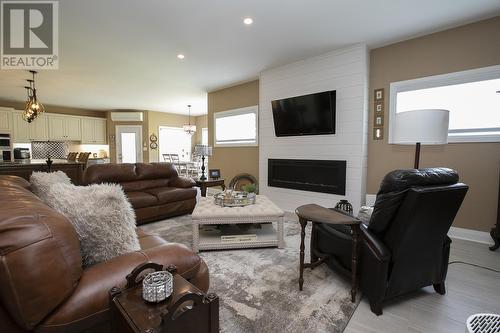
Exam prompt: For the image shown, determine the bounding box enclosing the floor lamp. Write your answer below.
[393,109,449,169]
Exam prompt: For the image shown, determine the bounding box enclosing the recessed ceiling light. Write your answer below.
[243,17,253,25]
[177,54,185,59]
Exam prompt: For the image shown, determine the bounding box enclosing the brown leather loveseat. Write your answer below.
[83,163,197,224]
[0,175,209,333]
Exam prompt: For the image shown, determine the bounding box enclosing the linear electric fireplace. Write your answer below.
[268,159,346,195]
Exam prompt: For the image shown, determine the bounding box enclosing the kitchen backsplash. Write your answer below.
[31,141,68,159]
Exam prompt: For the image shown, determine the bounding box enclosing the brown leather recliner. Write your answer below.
[83,163,197,224]
[0,175,209,333]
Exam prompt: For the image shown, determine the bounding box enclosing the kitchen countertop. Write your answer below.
[0,159,84,167]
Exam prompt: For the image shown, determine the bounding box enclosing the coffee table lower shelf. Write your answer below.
[193,220,284,252]
[197,223,280,251]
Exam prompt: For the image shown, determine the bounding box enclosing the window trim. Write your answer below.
[388,64,500,144]
[213,105,259,147]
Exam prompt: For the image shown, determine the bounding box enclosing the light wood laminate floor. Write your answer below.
[345,238,500,333]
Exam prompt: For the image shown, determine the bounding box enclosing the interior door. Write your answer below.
[116,125,142,163]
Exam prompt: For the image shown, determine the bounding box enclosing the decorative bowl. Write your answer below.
[142,271,173,303]
[214,190,256,207]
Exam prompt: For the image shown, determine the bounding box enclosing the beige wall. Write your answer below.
[208,80,259,184]
[103,110,207,163]
[194,115,208,145]
[147,111,190,162]
[0,99,106,118]
[368,16,500,232]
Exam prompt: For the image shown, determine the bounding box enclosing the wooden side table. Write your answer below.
[195,178,226,197]
[295,204,360,302]
[110,263,219,333]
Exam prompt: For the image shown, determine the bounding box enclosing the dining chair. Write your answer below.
[77,152,91,168]
[67,152,78,162]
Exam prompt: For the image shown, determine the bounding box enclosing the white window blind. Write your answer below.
[389,65,500,143]
[214,106,258,146]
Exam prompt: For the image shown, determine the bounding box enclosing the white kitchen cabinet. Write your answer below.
[81,118,107,144]
[12,111,48,142]
[65,117,82,140]
[93,119,107,144]
[12,111,105,143]
[30,114,48,140]
[0,108,13,132]
[48,115,81,141]
[13,112,30,142]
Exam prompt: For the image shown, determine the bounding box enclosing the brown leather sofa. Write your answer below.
[0,175,209,333]
[83,163,197,224]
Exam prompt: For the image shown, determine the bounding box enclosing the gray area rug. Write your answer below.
[140,214,360,333]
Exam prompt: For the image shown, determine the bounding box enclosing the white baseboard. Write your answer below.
[448,227,493,245]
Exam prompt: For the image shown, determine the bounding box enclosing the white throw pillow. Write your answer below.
[357,205,374,224]
[30,171,72,201]
[44,183,140,267]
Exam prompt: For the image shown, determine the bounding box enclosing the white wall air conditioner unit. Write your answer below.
[110,112,143,122]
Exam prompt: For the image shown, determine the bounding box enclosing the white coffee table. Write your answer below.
[191,195,285,252]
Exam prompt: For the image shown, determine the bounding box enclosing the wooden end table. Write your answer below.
[295,204,360,302]
[195,178,226,197]
[110,263,219,333]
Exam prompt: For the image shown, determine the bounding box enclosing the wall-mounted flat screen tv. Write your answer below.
[271,90,336,137]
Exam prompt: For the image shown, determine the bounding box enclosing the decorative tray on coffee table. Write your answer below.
[214,191,256,207]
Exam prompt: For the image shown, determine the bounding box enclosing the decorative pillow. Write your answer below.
[30,171,72,201]
[44,183,140,267]
[357,206,374,224]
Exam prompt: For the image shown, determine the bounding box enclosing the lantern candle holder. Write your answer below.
[334,199,353,216]
[142,271,173,303]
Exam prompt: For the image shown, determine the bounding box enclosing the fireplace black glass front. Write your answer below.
[268,159,346,195]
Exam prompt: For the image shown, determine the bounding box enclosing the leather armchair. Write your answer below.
[312,168,468,315]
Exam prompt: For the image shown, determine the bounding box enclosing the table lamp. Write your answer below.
[194,145,213,180]
[393,109,449,169]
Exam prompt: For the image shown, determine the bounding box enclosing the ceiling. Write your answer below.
[0,0,499,116]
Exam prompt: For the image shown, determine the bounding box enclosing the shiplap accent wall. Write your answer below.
[259,44,370,212]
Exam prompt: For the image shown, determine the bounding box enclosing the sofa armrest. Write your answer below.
[360,224,390,262]
[39,244,209,332]
[169,176,196,188]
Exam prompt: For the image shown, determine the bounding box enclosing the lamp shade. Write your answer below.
[393,109,449,145]
[194,144,212,156]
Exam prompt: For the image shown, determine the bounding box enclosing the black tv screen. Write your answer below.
[271,90,336,137]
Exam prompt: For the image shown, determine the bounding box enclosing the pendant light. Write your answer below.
[23,70,44,123]
[183,104,197,135]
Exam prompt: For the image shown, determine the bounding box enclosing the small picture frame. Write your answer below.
[374,101,384,113]
[373,127,383,140]
[374,88,384,101]
[209,169,221,179]
[374,115,384,126]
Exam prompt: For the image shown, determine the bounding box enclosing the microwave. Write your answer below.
[0,134,10,148]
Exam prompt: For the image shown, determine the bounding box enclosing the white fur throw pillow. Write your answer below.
[30,171,72,201]
[44,183,140,267]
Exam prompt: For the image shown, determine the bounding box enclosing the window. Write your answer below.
[214,106,258,146]
[389,65,500,143]
[158,127,192,161]
[202,128,208,146]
